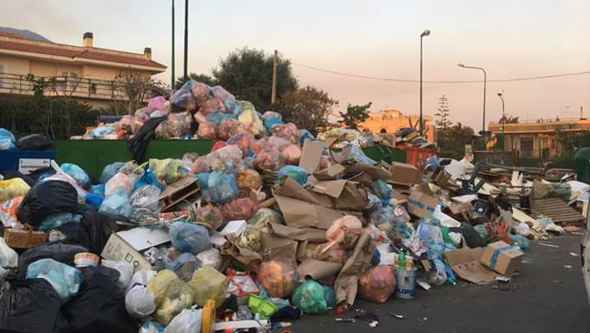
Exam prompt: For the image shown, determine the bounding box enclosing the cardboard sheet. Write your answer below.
[334,230,375,306]
[444,247,499,285]
[274,194,350,230]
[299,140,323,173]
[297,259,343,281]
[268,223,326,243]
[407,186,439,218]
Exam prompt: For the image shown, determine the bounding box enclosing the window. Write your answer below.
[0,64,4,88]
[520,137,534,158]
[89,83,97,95]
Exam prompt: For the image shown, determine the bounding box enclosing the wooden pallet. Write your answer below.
[159,177,200,212]
[531,197,585,225]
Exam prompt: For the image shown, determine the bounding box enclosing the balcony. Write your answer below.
[0,72,129,101]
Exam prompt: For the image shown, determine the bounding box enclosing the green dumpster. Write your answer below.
[362,145,406,164]
[575,147,590,183]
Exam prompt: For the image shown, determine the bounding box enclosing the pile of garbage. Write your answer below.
[0,80,582,333]
[395,127,434,149]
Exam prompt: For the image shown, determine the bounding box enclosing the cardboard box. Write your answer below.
[101,227,170,271]
[390,162,420,186]
[407,185,439,218]
[480,241,524,275]
[444,248,500,285]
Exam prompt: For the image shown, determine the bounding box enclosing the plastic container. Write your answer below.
[395,268,417,300]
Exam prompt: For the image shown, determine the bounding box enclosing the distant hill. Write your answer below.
[0,27,52,43]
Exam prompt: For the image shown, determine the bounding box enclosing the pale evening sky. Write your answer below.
[1,0,589,130]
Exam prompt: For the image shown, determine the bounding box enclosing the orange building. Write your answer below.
[359,108,435,142]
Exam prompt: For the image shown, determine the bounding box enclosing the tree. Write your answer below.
[339,102,372,129]
[434,95,452,130]
[213,48,297,111]
[276,86,337,135]
[175,73,217,89]
[114,69,164,115]
[436,122,476,159]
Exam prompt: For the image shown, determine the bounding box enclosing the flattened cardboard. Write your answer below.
[314,164,346,181]
[268,223,326,243]
[299,140,323,173]
[390,162,420,186]
[312,180,348,198]
[480,241,524,276]
[350,164,393,182]
[274,194,351,230]
[297,259,343,281]
[407,186,439,218]
[102,233,153,271]
[274,178,320,205]
[444,248,500,285]
[332,182,369,211]
[261,232,298,263]
[334,230,375,306]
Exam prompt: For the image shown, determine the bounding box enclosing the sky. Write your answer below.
[1,0,589,130]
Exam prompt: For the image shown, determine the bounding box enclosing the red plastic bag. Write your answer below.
[211,141,226,152]
[279,144,302,165]
[359,265,396,303]
[198,122,217,140]
[221,198,257,221]
[257,260,297,298]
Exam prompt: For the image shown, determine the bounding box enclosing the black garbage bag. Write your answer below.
[18,243,88,279]
[128,116,167,164]
[16,134,54,151]
[460,223,486,248]
[0,168,56,187]
[0,279,63,333]
[17,180,80,227]
[58,266,137,333]
[57,208,121,255]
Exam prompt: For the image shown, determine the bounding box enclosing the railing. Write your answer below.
[0,72,129,101]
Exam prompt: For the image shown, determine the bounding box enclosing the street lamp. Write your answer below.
[171,0,175,90]
[419,29,431,136]
[498,92,505,151]
[458,63,487,135]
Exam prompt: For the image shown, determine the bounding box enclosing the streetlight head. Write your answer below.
[497,92,502,97]
[457,63,465,68]
[421,29,431,37]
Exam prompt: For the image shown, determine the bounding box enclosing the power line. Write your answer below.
[292,62,590,84]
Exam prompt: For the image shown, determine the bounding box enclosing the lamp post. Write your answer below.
[458,64,487,135]
[419,29,430,136]
[183,0,188,80]
[498,92,505,151]
[171,0,175,90]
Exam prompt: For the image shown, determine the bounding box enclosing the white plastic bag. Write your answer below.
[102,260,134,289]
[164,308,202,333]
[127,270,157,293]
[195,248,222,270]
[0,237,18,268]
[126,285,156,319]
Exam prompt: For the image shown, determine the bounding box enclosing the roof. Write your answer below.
[0,27,51,42]
[0,32,166,71]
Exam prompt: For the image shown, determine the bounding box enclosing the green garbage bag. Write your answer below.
[292,280,329,314]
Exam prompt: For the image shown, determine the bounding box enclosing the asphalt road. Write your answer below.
[293,234,590,333]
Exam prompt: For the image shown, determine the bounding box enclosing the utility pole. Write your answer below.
[419,30,431,136]
[171,0,175,90]
[271,50,278,105]
[183,0,188,80]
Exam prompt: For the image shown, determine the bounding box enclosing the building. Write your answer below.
[359,108,435,142]
[0,30,166,108]
[488,118,590,160]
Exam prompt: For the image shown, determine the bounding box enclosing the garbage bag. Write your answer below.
[0,279,62,333]
[221,197,257,221]
[253,147,280,170]
[140,321,166,333]
[272,123,298,143]
[18,243,87,279]
[248,295,278,319]
[257,260,298,298]
[196,248,223,270]
[359,265,396,303]
[218,119,243,141]
[248,208,283,227]
[126,285,156,319]
[0,237,17,268]
[148,270,194,325]
[165,251,201,282]
[227,270,259,299]
[0,195,22,227]
[60,266,137,333]
[100,162,126,184]
[91,184,105,198]
[195,205,224,231]
[371,179,393,202]
[129,185,161,225]
[280,144,302,165]
[149,159,189,185]
[127,270,157,292]
[227,133,256,156]
[164,308,202,333]
[171,81,197,110]
[510,234,529,251]
[16,134,53,150]
[61,163,91,189]
[298,129,315,145]
[26,258,83,300]
[292,279,330,314]
[200,98,225,116]
[262,111,283,131]
[39,212,83,232]
[238,101,264,136]
[149,96,168,111]
[188,266,228,307]
[208,171,239,204]
[277,165,308,186]
[0,128,16,150]
[105,172,135,196]
[197,122,217,139]
[170,222,211,254]
[325,215,363,251]
[102,259,134,289]
[0,177,30,202]
[237,169,262,192]
[155,112,194,138]
[99,189,132,218]
[58,208,120,255]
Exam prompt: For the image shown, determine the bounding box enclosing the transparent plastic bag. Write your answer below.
[197,122,217,140]
[100,162,125,184]
[208,171,239,204]
[221,197,257,221]
[0,236,18,268]
[191,81,210,104]
[60,163,90,189]
[253,147,280,171]
[227,133,256,156]
[0,178,30,202]
[238,101,264,136]
[218,119,243,141]
[102,259,134,289]
[262,111,283,131]
[0,128,16,150]
[196,248,223,270]
[257,260,297,298]
[148,96,167,111]
[105,172,134,196]
[199,98,225,116]
[149,159,189,185]
[325,215,363,251]
[169,222,211,254]
[191,156,210,174]
[210,85,235,102]
[126,285,156,319]
[272,123,298,143]
[237,169,262,191]
[25,258,82,300]
[277,165,308,186]
[189,266,228,307]
[148,270,194,325]
[196,205,224,231]
[130,185,162,225]
[298,129,315,145]
[279,144,302,165]
[171,81,197,110]
[359,265,396,303]
[164,308,202,333]
[99,189,132,218]
[247,208,283,227]
[417,220,446,259]
[156,112,193,138]
[292,280,329,314]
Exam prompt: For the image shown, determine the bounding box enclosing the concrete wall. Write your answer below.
[82,65,120,80]
[0,55,30,74]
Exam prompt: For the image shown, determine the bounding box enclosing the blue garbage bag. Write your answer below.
[0,128,16,150]
[510,234,529,251]
[371,179,393,202]
[277,165,308,186]
[298,129,315,146]
[169,222,211,254]
[100,162,125,184]
[170,80,195,109]
[99,189,132,218]
[208,171,239,204]
[133,169,164,192]
[25,258,82,300]
[91,184,106,197]
[61,163,91,188]
[196,173,211,202]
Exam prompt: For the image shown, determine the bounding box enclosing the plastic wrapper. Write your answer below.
[196,248,223,270]
[277,165,308,186]
[99,162,125,184]
[148,270,194,325]
[247,208,283,227]
[280,144,302,165]
[126,285,156,319]
[197,122,217,140]
[0,178,30,202]
[188,266,228,307]
[196,205,224,231]
[257,260,297,298]
[227,270,259,298]
[0,237,18,268]
[272,123,298,143]
[171,81,197,110]
[359,265,396,303]
[292,280,330,314]
[169,222,211,254]
[221,197,257,221]
[238,101,264,136]
[156,112,193,138]
[60,163,90,189]
[149,159,189,185]
[130,185,161,225]
[325,215,363,251]
[164,308,202,333]
[25,258,82,300]
[102,259,134,289]
[262,111,283,131]
[218,119,243,140]
[39,212,83,232]
[99,189,132,218]
[238,169,262,191]
[0,128,16,150]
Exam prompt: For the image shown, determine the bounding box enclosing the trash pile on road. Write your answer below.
[0,80,586,332]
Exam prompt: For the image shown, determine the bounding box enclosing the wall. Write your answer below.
[0,55,30,74]
[360,109,435,142]
[82,65,121,80]
[29,60,58,77]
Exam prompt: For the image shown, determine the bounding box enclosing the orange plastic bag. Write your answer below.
[359,265,396,303]
[257,260,297,298]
